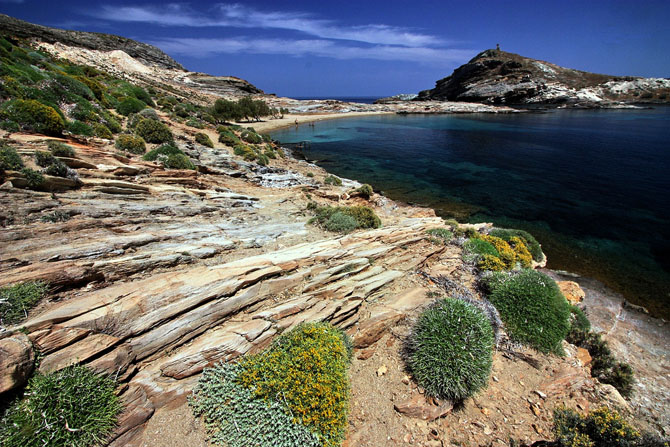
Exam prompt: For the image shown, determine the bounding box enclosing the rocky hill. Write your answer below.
[417,49,670,107]
[0,14,183,70]
[0,14,264,100]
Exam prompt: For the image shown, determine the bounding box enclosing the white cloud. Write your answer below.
[148,37,475,64]
[95,3,448,47]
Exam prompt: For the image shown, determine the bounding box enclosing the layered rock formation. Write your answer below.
[417,49,670,107]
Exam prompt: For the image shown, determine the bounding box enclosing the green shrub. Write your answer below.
[0,281,48,325]
[324,175,342,186]
[1,99,64,135]
[137,108,159,121]
[163,153,196,170]
[566,330,635,397]
[20,167,44,189]
[135,118,173,144]
[482,269,570,354]
[35,151,69,178]
[116,97,145,116]
[426,228,453,244]
[66,120,93,136]
[218,130,240,146]
[143,144,195,170]
[0,144,24,171]
[40,210,70,223]
[185,118,205,129]
[143,143,182,161]
[194,132,214,148]
[190,363,320,447]
[490,228,543,262]
[0,365,122,447]
[568,305,591,335]
[406,298,494,401]
[47,141,75,157]
[553,406,639,447]
[92,123,112,139]
[240,129,262,144]
[463,237,499,260]
[115,134,146,154]
[311,206,381,233]
[324,212,358,233]
[236,322,351,447]
[354,183,373,199]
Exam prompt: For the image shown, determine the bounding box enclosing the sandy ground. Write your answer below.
[234,111,393,133]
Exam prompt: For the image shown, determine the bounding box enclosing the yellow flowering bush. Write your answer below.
[237,322,351,447]
[553,406,640,447]
[509,236,533,268]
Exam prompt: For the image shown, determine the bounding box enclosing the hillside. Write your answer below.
[0,17,669,447]
[417,49,670,107]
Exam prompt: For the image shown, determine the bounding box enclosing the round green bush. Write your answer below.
[115,134,146,154]
[0,364,122,447]
[92,123,112,139]
[163,153,195,170]
[116,97,145,116]
[0,144,24,171]
[67,120,93,136]
[47,141,75,157]
[194,132,214,148]
[2,99,64,135]
[483,269,570,354]
[406,298,494,400]
[135,118,173,144]
[324,212,358,233]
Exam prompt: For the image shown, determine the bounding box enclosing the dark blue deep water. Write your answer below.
[292,97,382,104]
[271,108,670,317]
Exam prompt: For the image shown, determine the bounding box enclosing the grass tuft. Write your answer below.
[406,298,494,401]
[0,365,122,447]
[0,281,48,325]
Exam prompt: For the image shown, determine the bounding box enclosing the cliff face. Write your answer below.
[418,49,670,107]
[0,14,184,70]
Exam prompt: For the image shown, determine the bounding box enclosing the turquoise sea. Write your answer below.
[271,107,670,318]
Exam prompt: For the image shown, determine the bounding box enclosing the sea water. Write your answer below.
[271,107,670,317]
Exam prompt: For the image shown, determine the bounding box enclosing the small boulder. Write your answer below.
[0,332,35,394]
[394,394,453,420]
[557,281,585,304]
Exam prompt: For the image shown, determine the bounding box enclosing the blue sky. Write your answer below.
[1,0,669,97]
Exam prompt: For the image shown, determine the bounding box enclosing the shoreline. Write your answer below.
[235,111,393,133]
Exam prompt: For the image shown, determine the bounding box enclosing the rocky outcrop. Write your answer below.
[417,49,670,107]
[0,332,35,393]
[0,14,184,70]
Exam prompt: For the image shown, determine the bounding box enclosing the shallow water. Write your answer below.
[271,108,670,318]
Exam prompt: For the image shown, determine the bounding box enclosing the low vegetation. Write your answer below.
[190,322,351,447]
[352,183,373,199]
[143,143,195,170]
[324,175,342,186]
[135,118,173,144]
[194,132,214,148]
[310,205,382,233]
[0,143,23,173]
[553,406,640,447]
[567,327,635,397]
[115,134,146,154]
[482,269,570,354]
[0,281,48,325]
[463,230,536,271]
[0,365,122,447]
[426,227,453,244]
[489,227,543,262]
[47,141,75,157]
[405,298,494,401]
[211,96,284,123]
[35,150,70,178]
